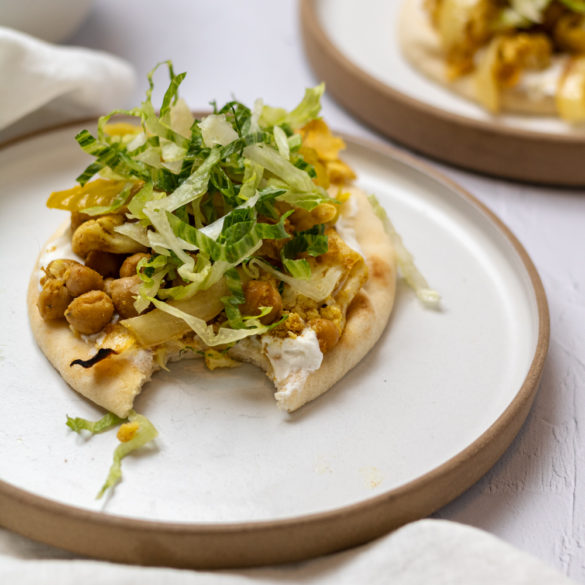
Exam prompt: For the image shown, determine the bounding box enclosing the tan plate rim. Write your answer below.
[300,0,585,186]
[0,120,550,569]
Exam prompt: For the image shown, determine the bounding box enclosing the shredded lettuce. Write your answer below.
[220,268,248,328]
[244,143,323,197]
[259,83,325,129]
[251,258,343,302]
[506,0,550,22]
[200,114,239,147]
[368,195,440,309]
[66,412,126,434]
[64,64,349,341]
[281,224,329,279]
[97,411,158,499]
[66,410,158,499]
[149,296,272,346]
[273,125,290,160]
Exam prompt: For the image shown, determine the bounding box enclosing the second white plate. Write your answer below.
[301,0,585,184]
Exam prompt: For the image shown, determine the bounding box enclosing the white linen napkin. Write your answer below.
[0,26,135,142]
[0,519,575,584]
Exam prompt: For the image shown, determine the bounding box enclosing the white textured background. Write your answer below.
[2,0,585,580]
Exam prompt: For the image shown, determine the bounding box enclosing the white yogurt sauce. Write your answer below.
[37,226,80,279]
[262,328,323,399]
[515,57,566,102]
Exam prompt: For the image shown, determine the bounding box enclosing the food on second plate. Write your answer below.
[399,0,585,121]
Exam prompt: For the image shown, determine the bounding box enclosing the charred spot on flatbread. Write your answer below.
[70,347,117,368]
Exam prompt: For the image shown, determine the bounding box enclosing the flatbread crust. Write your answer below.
[28,186,396,416]
[398,0,561,116]
[27,221,155,418]
[280,186,395,411]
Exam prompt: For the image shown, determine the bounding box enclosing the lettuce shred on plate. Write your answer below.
[57,61,437,497]
[368,195,440,308]
[67,410,157,499]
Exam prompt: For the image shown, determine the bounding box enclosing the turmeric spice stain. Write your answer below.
[360,466,383,489]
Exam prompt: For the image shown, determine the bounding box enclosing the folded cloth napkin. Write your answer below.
[0,26,135,142]
[0,519,575,584]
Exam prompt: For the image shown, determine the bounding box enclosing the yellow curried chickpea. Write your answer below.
[85,250,123,278]
[109,275,142,318]
[119,252,150,278]
[65,263,105,297]
[37,279,72,320]
[241,280,282,325]
[43,259,80,283]
[65,290,114,335]
[70,211,91,233]
[309,318,340,354]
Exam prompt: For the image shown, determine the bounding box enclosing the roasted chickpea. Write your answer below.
[103,277,115,297]
[65,290,114,335]
[85,250,124,278]
[43,259,80,283]
[70,211,91,233]
[65,263,104,297]
[71,214,147,257]
[119,252,150,278]
[37,279,72,320]
[241,280,282,325]
[309,318,340,353]
[109,275,141,318]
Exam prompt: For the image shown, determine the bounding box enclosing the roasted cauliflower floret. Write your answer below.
[65,290,115,335]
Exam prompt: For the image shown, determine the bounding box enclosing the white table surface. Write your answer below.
[4,0,585,581]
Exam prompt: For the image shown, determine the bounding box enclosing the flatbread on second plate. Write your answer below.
[398,0,566,117]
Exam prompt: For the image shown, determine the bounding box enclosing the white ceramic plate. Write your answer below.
[0,123,548,567]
